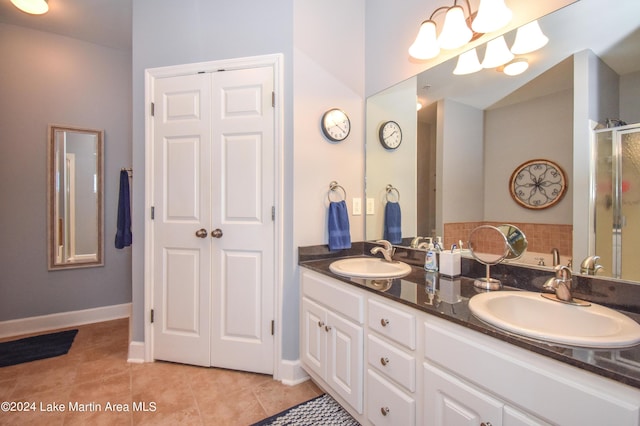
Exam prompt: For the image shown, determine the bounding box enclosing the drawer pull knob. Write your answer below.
[381,407,390,416]
[317,321,324,328]
[380,318,390,327]
[380,357,390,366]
[481,423,492,426]
[324,325,332,332]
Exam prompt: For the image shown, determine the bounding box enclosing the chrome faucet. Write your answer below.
[410,236,431,248]
[371,240,395,262]
[551,248,560,266]
[543,265,574,302]
[580,256,603,275]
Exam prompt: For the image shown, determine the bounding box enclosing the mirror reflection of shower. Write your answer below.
[593,123,640,281]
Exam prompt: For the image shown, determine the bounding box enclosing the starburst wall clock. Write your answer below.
[509,159,567,209]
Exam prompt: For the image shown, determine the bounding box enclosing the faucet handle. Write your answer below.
[554,265,572,282]
[375,240,393,250]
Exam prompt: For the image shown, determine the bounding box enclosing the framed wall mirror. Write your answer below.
[47,125,104,270]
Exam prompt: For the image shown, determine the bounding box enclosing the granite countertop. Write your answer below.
[299,244,640,390]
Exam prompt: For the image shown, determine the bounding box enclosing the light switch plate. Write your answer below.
[352,198,362,215]
[366,198,375,215]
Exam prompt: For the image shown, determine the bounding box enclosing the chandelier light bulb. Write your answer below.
[10,0,48,15]
[409,20,440,60]
[438,6,472,50]
[482,36,514,69]
[471,0,512,34]
[511,20,549,54]
[453,48,483,75]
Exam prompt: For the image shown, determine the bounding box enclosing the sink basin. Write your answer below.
[329,257,412,279]
[468,291,640,348]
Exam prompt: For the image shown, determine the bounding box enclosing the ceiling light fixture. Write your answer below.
[11,0,48,15]
[453,48,482,75]
[471,0,512,34]
[409,20,441,60]
[438,5,472,50]
[409,0,512,61]
[482,35,514,68]
[500,58,529,76]
[510,20,549,54]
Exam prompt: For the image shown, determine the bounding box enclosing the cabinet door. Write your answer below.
[327,310,364,413]
[301,297,327,378]
[424,361,502,426]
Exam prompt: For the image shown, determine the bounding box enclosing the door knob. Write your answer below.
[211,228,223,238]
[195,228,208,238]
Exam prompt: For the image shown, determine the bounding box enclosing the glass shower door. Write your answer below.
[594,124,640,281]
[619,128,640,281]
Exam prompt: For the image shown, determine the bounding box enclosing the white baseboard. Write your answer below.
[0,303,131,339]
[279,359,310,386]
[127,341,145,363]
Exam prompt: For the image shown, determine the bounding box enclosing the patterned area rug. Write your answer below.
[252,394,360,426]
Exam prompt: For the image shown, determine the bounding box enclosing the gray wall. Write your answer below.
[0,24,132,321]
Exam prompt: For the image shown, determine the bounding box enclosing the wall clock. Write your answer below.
[321,108,350,142]
[379,120,402,150]
[509,159,567,209]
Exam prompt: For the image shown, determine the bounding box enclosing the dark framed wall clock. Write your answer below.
[379,120,402,150]
[321,108,350,142]
[509,159,567,209]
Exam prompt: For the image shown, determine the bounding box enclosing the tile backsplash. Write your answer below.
[444,221,572,257]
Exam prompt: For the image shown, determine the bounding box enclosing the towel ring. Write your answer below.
[385,184,400,202]
[328,181,347,202]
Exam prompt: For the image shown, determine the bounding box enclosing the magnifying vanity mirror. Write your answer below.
[468,224,528,290]
[47,125,104,270]
[365,0,640,282]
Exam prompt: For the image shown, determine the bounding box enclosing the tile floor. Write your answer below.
[0,318,322,425]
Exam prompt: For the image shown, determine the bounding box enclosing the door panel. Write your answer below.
[164,248,200,332]
[210,67,274,374]
[224,134,262,220]
[152,73,212,367]
[222,250,262,338]
[165,137,201,219]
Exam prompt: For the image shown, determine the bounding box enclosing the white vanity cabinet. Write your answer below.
[299,267,640,426]
[300,269,364,413]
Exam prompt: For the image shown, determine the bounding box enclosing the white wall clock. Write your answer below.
[379,120,402,150]
[321,108,350,142]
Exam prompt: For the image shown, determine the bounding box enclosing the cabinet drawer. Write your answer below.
[367,334,415,392]
[367,369,415,426]
[368,299,416,349]
[302,269,364,323]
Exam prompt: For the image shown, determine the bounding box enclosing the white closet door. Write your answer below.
[210,66,275,374]
[152,73,212,367]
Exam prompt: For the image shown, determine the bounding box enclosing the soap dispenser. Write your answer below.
[424,243,438,272]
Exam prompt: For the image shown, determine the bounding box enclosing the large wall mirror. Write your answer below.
[47,125,104,270]
[366,0,640,282]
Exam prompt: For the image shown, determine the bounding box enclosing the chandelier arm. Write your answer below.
[454,0,474,17]
[428,6,451,20]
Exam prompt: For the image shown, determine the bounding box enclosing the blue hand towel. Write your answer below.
[115,170,132,249]
[383,201,402,244]
[328,200,351,251]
